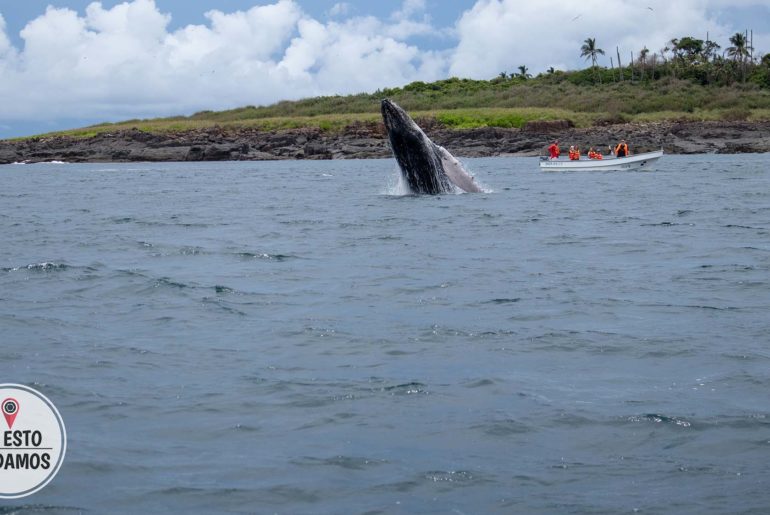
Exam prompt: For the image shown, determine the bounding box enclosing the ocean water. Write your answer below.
[1,154,769,514]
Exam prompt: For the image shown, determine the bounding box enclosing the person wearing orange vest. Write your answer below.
[588,147,603,160]
[614,139,629,158]
[568,146,580,160]
[548,140,560,159]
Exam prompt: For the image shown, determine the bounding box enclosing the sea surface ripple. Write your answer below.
[1,155,769,514]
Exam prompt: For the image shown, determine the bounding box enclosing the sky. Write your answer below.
[1,0,769,139]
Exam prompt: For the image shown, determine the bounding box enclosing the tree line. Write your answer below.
[501,32,770,89]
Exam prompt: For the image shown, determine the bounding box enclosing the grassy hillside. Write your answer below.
[41,74,770,139]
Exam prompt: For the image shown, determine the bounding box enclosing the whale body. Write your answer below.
[381,99,482,195]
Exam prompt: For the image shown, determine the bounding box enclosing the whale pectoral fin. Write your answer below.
[434,145,482,193]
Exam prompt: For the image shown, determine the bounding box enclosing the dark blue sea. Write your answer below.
[1,155,769,514]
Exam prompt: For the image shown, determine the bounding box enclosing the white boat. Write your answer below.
[539,150,664,171]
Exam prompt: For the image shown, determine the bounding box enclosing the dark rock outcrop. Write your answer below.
[1,120,768,164]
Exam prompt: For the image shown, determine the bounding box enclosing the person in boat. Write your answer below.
[587,147,603,160]
[547,140,560,160]
[614,139,630,158]
[568,146,580,160]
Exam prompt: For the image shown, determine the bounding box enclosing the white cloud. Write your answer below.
[0,0,445,124]
[202,1,302,60]
[448,0,755,78]
[388,0,434,40]
[392,0,427,21]
[278,15,446,96]
[0,0,767,132]
[328,3,352,18]
[0,13,11,55]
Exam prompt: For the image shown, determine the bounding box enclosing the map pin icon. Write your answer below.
[2,398,19,429]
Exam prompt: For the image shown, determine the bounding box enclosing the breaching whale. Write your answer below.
[381,99,482,194]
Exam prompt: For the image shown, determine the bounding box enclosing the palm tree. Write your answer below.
[580,37,605,82]
[727,32,752,82]
[517,65,531,79]
[547,66,556,74]
[726,32,750,62]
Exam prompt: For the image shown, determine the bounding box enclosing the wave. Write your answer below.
[151,277,190,290]
[291,455,387,470]
[108,216,210,228]
[381,382,427,396]
[641,221,694,227]
[0,505,84,514]
[235,251,297,261]
[627,413,692,427]
[472,418,532,436]
[422,469,490,485]
[201,297,247,316]
[2,261,70,272]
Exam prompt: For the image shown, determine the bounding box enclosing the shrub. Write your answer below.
[721,108,751,121]
[593,113,630,126]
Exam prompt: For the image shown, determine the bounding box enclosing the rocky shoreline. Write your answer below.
[1,120,769,164]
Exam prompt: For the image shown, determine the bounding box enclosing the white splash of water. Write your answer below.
[381,162,493,195]
[382,167,412,196]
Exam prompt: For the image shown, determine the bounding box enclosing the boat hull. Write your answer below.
[539,150,664,171]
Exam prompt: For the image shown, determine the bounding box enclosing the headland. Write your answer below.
[2,119,768,164]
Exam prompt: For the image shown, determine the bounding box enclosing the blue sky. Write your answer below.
[1,0,768,139]
[1,1,470,49]
[2,1,466,28]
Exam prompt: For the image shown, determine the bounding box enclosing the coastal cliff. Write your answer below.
[1,120,769,164]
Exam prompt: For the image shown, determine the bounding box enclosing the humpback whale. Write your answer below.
[381,99,482,194]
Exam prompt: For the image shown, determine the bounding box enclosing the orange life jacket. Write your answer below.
[548,144,560,158]
[615,142,628,157]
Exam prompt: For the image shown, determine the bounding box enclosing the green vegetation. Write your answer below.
[52,79,769,137]
[29,31,770,140]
